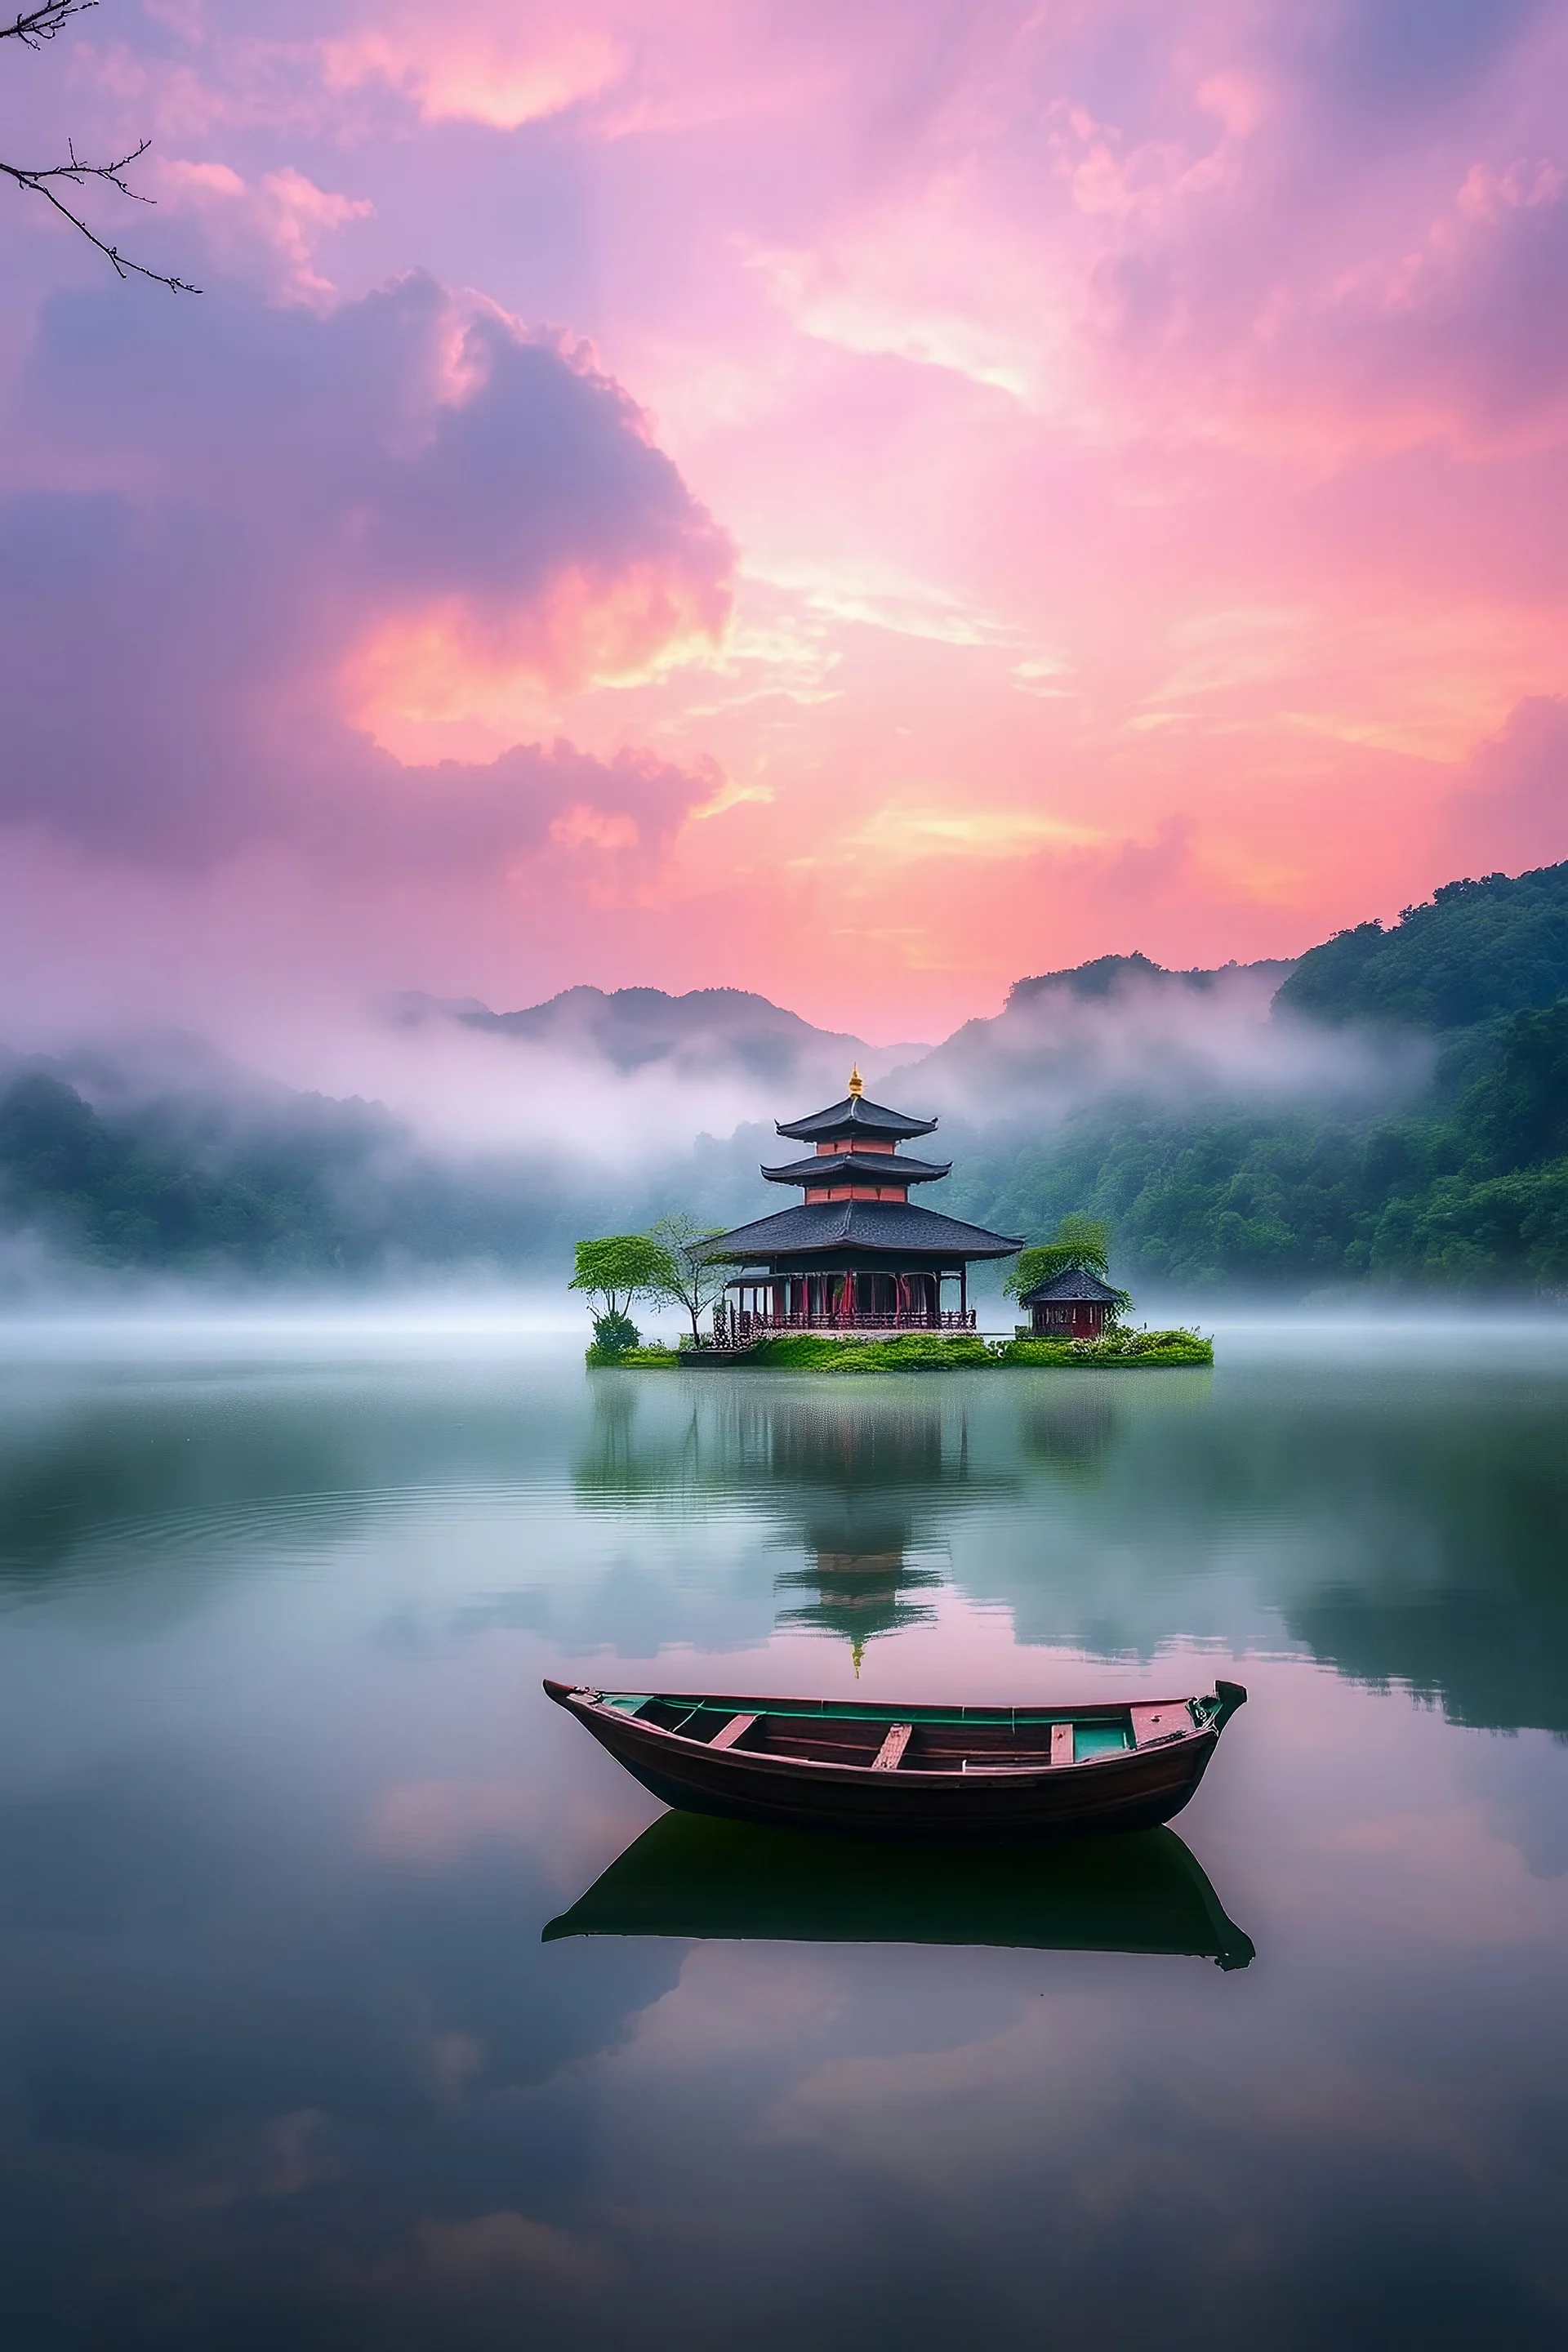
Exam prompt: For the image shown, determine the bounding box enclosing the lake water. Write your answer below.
[2,1316,1566,2350]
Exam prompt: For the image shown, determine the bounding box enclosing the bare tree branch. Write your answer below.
[2,141,200,290]
[3,0,199,291]
[2,4,98,51]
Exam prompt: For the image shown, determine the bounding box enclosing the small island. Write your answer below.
[572,1071,1212,1371]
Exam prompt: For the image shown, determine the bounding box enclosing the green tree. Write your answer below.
[1004,1214,1116,1301]
[1481,1000,1568,1170]
[643,1212,728,1345]
[568,1235,670,1323]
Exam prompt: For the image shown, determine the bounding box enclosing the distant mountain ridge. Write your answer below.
[1006,951,1297,1008]
[386,984,928,1091]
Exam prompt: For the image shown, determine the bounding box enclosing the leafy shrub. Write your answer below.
[588,1310,641,1361]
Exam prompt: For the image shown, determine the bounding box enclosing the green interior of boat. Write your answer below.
[596,1693,1142,1762]
[1073,1722,1134,1759]
[599,1694,1141,1734]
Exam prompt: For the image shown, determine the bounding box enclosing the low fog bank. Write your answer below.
[3,865,1566,1301]
[0,1294,1562,1377]
[0,1025,777,1298]
[1192,1301,1568,1365]
[381,987,928,1141]
[893,957,1433,1126]
[4,959,1422,1185]
[0,1290,590,1368]
[45,1015,804,1167]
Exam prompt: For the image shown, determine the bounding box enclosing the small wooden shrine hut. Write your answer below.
[704,1069,1022,1343]
[1018,1264,1123,1339]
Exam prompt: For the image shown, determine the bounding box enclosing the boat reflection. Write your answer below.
[543,1812,1256,1969]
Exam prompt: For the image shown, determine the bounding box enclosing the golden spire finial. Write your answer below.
[848,1065,864,1097]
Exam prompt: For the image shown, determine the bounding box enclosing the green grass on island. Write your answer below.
[586,1328,1213,1372]
[987,1330,1213,1368]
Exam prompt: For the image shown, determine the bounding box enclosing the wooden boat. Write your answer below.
[543,1812,1255,1967]
[543,1676,1247,1841]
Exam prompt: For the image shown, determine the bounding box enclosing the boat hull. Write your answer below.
[544,1679,1245,1842]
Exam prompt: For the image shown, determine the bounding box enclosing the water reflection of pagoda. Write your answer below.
[762,1400,957,1668]
[574,1383,1013,1669]
[774,1549,945,1665]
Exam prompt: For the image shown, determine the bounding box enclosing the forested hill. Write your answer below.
[0,1062,712,1284]
[945,861,1568,1293]
[1274,863,1568,1031]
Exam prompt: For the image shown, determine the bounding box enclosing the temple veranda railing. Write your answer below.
[710,1300,977,1347]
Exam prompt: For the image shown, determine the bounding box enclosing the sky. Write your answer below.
[4,0,1568,1052]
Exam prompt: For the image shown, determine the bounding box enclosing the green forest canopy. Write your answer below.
[1274,863,1568,1031]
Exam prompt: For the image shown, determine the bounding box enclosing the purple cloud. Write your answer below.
[0,272,732,864]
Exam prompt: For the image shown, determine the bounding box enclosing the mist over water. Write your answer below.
[0,1293,1565,1358]
[0,1294,586,1363]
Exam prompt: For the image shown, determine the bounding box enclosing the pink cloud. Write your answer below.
[154,158,374,305]
[321,14,626,131]
[4,0,1568,1046]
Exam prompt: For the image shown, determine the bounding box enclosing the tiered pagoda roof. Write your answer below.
[703,1068,1022,1267]
[706,1198,1025,1261]
[774,1093,938,1143]
[760,1148,952,1187]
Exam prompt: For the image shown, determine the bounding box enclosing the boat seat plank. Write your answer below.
[1050,1722,1075,1768]
[708,1713,759,1752]
[871,1722,913,1771]
[1130,1704,1191,1748]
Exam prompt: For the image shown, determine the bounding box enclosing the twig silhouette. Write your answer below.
[2,2,200,292]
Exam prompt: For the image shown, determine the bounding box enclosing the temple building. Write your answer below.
[1018,1264,1123,1339]
[705,1069,1022,1343]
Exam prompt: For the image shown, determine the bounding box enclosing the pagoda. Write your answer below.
[705,1069,1022,1344]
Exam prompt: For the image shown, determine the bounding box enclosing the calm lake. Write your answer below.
[2,1314,1566,2350]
